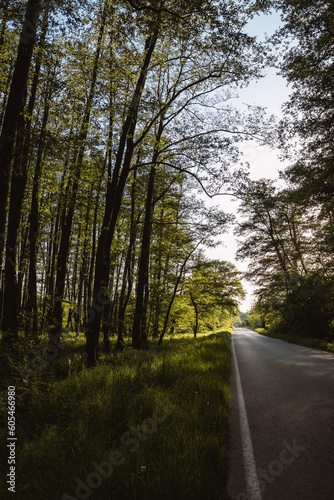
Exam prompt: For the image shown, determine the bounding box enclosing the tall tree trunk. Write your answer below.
[1,1,49,342]
[152,209,164,338]
[18,220,29,322]
[41,162,67,333]
[77,186,93,336]
[87,29,159,367]
[86,161,106,327]
[25,78,51,336]
[1,102,28,340]
[0,0,41,277]
[0,1,9,51]
[132,118,164,348]
[71,223,82,303]
[116,170,138,350]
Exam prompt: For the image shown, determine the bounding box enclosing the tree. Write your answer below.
[0,0,42,342]
[273,1,334,211]
[236,179,312,295]
[86,0,270,365]
[0,0,95,343]
[237,179,334,339]
[0,0,271,360]
[131,117,165,349]
[186,259,245,336]
[2,0,50,340]
[157,198,233,344]
[186,260,245,337]
[0,0,41,273]
[250,1,334,339]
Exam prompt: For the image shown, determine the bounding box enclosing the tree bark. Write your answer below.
[0,1,9,51]
[25,73,51,336]
[190,292,199,338]
[0,0,41,275]
[2,101,28,340]
[116,170,138,350]
[86,29,159,367]
[152,208,164,338]
[132,118,164,348]
[2,3,51,341]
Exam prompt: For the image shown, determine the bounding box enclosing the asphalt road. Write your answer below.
[228,327,334,500]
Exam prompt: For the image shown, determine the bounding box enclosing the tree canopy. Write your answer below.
[0,0,268,365]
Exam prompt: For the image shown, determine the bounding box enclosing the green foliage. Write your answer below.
[264,310,283,333]
[245,307,263,331]
[247,270,334,343]
[281,273,334,339]
[273,0,334,206]
[179,258,245,335]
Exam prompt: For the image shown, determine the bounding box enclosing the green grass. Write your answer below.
[255,328,334,353]
[0,329,232,500]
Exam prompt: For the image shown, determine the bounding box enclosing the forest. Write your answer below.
[0,0,333,499]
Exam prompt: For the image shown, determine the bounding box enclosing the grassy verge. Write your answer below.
[254,328,334,354]
[0,329,232,500]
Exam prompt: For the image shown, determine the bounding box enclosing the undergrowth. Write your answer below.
[0,329,232,500]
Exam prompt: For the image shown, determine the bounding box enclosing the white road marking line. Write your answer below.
[232,333,262,500]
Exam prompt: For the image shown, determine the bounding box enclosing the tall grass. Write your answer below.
[0,330,232,500]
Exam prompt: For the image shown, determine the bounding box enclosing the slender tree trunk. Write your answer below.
[86,166,105,325]
[0,1,9,51]
[102,259,118,353]
[77,186,93,336]
[42,163,67,333]
[2,103,28,339]
[25,83,51,335]
[132,118,164,348]
[152,209,164,338]
[87,29,159,367]
[18,221,29,325]
[190,292,199,338]
[158,242,201,346]
[0,0,41,276]
[71,224,82,302]
[116,170,138,350]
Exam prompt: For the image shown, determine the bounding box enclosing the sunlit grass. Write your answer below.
[0,329,232,500]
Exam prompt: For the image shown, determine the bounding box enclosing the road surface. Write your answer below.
[228,327,334,500]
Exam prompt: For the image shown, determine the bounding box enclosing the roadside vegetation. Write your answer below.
[244,311,334,354]
[236,2,334,350]
[252,328,334,354]
[0,329,232,500]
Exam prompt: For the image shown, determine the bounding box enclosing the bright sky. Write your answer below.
[205,10,292,312]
